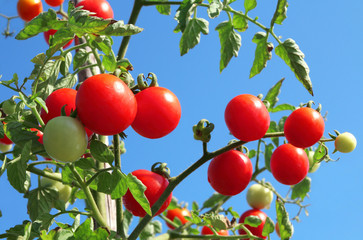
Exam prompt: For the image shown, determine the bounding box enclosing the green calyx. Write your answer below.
[136,72,159,91]
[193,119,214,143]
[151,162,171,179]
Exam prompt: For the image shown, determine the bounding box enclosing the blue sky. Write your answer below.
[0,0,362,239]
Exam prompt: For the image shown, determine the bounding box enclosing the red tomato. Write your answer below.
[201,226,229,236]
[122,169,172,217]
[284,107,325,148]
[165,208,191,229]
[238,209,267,239]
[208,150,253,196]
[76,74,137,136]
[45,0,64,7]
[131,87,181,139]
[30,128,43,144]
[0,123,12,145]
[75,0,114,19]
[270,144,309,185]
[43,29,74,49]
[225,94,270,142]
[17,0,43,22]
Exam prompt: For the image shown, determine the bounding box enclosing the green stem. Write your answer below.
[85,167,114,186]
[89,43,105,74]
[31,107,45,127]
[74,63,98,75]
[63,42,88,55]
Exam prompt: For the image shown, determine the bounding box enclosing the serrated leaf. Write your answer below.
[73,49,89,71]
[208,0,223,19]
[271,103,295,113]
[291,177,311,201]
[275,39,313,95]
[250,32,271,78]
[262,216,275,237]
[202,193,225,209]
[127,173,152,216]
[271,0,288,25]
[90,140,114,165]
[102,54,117,72]
[216,21,241,72]
[264,78,284,109]
[174,0,195,33]
[27,187,58,221]
[232,13,248,32]
[264,143,274,172]
[244,0,257,13]
[98,21,143,37]
[244,215,262,227]
[49,28,75,49]
[180,18,209,56]
[110,170,128,199]
[54,73,78,89]
[90,35,113,55]
[276,198,294,240]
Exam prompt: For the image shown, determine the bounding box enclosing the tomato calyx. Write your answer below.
[151,162,171,179]
[136,73,159,91]
[193,119,215,143]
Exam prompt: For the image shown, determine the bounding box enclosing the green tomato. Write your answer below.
[0,143,12,152]
[335,132,357,153]
[40,172,72,202]
[307,151,320,173]
[43,116,87,163]
[246,183,273,210]
[2,99,16,115]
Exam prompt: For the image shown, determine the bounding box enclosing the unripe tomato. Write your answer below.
[122,169,172,217]
[165,208,191,229]
[2,99,16,115]
[201,226,229,236]
[75,0,114,19]
[0,143,12,152]
[17,0,43,22]
[43,29,74,49]
[45,0,64,7]
[43,116,87,163]
[307,151,320,173]
[246,183,273,209]
[208,150,253,196]
[76,74,137,136]
[225,94,270,142]
[335,132,357,153]
[270,144,309,185]
[238,209,267,239]
[284,107,325,148]
[40,172,72,202]
[131,87,181,139]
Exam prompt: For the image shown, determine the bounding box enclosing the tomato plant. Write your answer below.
[131,87,181,139]
[335,132,357,153]
[2,99,16,115]
[76,74,137,136]
[238,209,267,239]
[270,144,309,185]
[208,150,253,196]
[201,226,229,236]
[246,183,273,210]
[40,172,72,203]
[43,116,87,162]
[30,128,43,144]
[165,208,190,229]
[44,0,64,7]
[0,133,12,145]
[284,107,325,148]
[43,29,74,48]
[17,0,42,22]
[122,169,172,217]
[75,0,114,19]
[224,94,270,142]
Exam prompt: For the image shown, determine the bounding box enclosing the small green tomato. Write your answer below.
[246,183,273,209]
[40,172,72,202]
[2,99,16,115]
[308,151,320,173]
[335,132,357,153]
[0,143,12,152]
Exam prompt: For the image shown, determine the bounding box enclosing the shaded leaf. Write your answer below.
[180,18,209,56]
[27,187,58,221]
[90,140,114,165]
[262,216,275,237]
[250,32,272,78]
[264,143,274,172]
[174,0,196,33]
[264,78,284,109]
[202,193,225,209]
[244,215,261,227]
[276,198,294,240]
[127,173,151,216]
[267,121,279,146]
[208,0,223,19]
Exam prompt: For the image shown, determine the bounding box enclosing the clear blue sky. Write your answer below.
[0,0,362,239]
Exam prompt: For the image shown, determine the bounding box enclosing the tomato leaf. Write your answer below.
[60,52,72,76]
[123,210,133,237]
[140,220,162,240]
[270,0,288,26]
[54,73,78,90]
[208,0,223,19]
[34,213,55,232]
[276,198,294,240]
[266,121,279,146]
[271,103,295,113]
[216,21,242,73]
[174,0,195,33]
[244,0,257,13]
[48,28,74,49]
[244,215,261,227]
[149,0,171,15]
[264,143,274,172]
[202,192,225,209]
[73,218,94,238]
[180,18,209,56]
[102,54,117,72]
[98,21,143,37]
[291,177,311,201]
[250,32,272,78]
[275,39,313,96]
[232,13,248,32]
[0,221,35,240]
[90,140,114,165]
[110,170,128,199]
[73,49,90,71]
[126,173,152,216]
[264,78,284,109]
[26,187,58,221]
[262,216,275,237]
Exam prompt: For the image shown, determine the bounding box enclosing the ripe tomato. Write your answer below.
[30,128,43,144]
[131,87,181,139]
[238,209,267,239]
[246,183,273,210]
[122,169,172,217]
[225,94,270,142]
[43,116,87,163]
[335,132,357,153]
[40,172,72,202]
[201,226,229,236]
[43,29,74,49]
[284,107,325,148]
[165,208,191,229]
[0,133,12,145]
[270,144,309,185]
[76,74,137,136]
[208,150,252,196]
[17,0,43,22]
[75,0,114,19]
[45,0,64,7]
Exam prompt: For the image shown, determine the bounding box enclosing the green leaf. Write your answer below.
[271,103,295,113]
[34,213,55,231]
[278,116,288,131]
[271,0,288,25]
[248,149,256,159]
[202,193,226,209]
[90,35,113,56]
[49,28,75,49]
[150,0,171,15]
[98,21,143,37]
[74,218,94,239]
[180,18,209,56]
[244,215,262,227]
[90,140,114,165]
[31,53,47,65]
[60,52,73,76]
[314,143,327,160]
[276,198,294,240]
[264,143,274,172]
[123,210,133,237]
[244,0,257,13]
[54,73,78,89]
[0,221,36,240]
[126,173,151,216]
[110,170,128,199]
[73,49,89,71]
[140,220,162,240]
[192,201,199,211]
[174,0,195,33]
[102,54,117,72]
[18,92,36,109]
[232,13,248,32]
[264,78,284,109]
[291,177,311,201]
[267,121,279,146]
[275,39,313,95]
[262,216,275,237]
[216,21,241,72]
[250,32,272,78]
[27,187,58,221]
[208,0,223,19]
